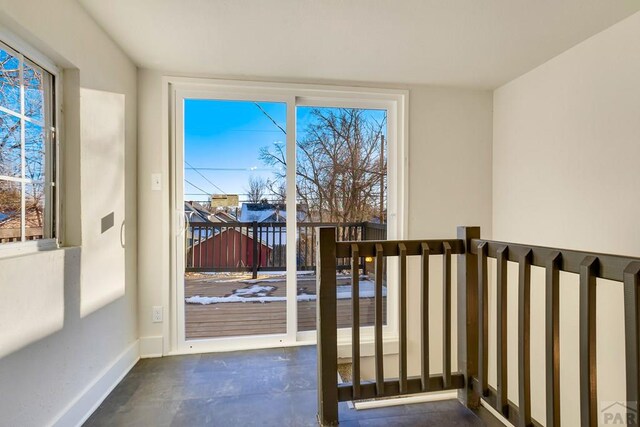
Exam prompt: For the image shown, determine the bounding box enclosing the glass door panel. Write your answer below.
[182,99,288,340]
[291,106,389,332]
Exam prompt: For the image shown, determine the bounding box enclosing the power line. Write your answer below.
[184,160,227,195]
[184,179,212,196]
[253,102,286,135]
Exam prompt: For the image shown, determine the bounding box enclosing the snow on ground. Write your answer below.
[232,285,276,296]
[186,280,386,305]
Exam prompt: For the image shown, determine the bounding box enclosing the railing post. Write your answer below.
[316,227,339,426]
[252,221,258,279]
[361,222,368,276]
[457,226,480,408]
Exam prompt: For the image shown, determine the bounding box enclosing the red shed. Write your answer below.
[189,227,272,269]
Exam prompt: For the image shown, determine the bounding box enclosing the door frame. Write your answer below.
[167,77,408,355]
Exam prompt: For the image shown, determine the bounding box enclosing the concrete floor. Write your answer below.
[84,346,489,426]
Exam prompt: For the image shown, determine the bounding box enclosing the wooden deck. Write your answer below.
[185,272,386,339]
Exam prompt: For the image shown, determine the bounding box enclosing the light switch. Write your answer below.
[151,173,162,191]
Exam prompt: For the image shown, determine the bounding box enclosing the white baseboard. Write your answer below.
[354,390,458,410]
[51,340,140,427]
[140,335,163,358]
[479,398,511,426]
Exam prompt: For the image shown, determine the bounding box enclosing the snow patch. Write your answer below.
[186,280,386,305]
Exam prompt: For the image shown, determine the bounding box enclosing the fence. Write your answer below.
[185,221,385,278]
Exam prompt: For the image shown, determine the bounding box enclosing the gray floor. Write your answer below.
[84,346,488,426]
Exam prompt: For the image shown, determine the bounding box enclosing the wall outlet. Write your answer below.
[152,306,163,323]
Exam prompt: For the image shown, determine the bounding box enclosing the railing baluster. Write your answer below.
[546,251,561,427]
[478,241,488,396]
[351,243,361,399]
[399,242,408,394]
[252,222,259,279]
[443,241,452,388]
[187,223,192,268]
[375,243,384,395]
[316,227,338,426]
[624,261,640,424]
[216,225,221,268]
[421,242,431,391]
[304,227,313,267]
[312,228,316,270]
[241,225,246,268]
[518,250,532,427]
[298,225,302,269]
[580,256,598,427]
[497,246,509,415]
[231,225,236,268]
[207,225,211,267]
[225,225,230,268]
[198,226,203,268]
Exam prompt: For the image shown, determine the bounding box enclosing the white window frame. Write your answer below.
[167,77,408,355]
[0,28,61,257]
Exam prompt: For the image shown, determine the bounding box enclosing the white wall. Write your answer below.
[136,71,493,377]
[0,0,138,425]
[405,87,493,378]
[493,11,640,425]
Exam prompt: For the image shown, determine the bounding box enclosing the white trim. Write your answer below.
[479,398,511,426]
[285,95,297,343]
[140,335,164,358]
[166,76,409,354]
[0,238,58,258]
[50,340,140,427]
[0,28,63,249]
[353,391,458,410]
[0,26,59,75]
[167,337,316,356]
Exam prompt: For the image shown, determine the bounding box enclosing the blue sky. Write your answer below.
[183,99,386,203]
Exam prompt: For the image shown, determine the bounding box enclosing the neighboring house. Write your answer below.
[189,226,272,269]
[185,201,274,269]
[239,202,307,223]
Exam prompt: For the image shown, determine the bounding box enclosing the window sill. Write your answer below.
[0,239,60,260]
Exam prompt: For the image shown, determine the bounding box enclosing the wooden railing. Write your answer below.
[185,221,383,278]
[471,237,640,427]
[316,226,640,427]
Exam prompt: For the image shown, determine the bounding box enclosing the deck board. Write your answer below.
[184,273,386,339]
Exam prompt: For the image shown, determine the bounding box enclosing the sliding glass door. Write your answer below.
[171,82,402,353]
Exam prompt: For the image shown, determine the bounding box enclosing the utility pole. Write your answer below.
[379,135,385,224]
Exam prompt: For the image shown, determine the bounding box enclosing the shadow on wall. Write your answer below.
[0,248,80,359]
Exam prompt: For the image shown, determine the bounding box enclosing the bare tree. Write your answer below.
[1,50,46,228]
[260,108,386,222]
[244,176,268,203]
[267,179,286,205]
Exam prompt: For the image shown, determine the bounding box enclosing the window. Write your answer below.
[0,40,56,246]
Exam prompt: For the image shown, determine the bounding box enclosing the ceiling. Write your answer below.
[78,0,640,88]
